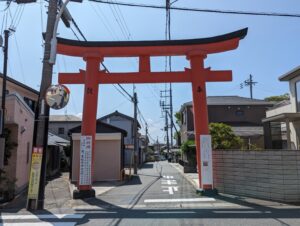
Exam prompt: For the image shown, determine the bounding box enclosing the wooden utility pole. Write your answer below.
[29,0,57,210]
[1,30,9,137]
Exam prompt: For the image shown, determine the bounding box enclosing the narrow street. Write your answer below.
[1,161,300,226]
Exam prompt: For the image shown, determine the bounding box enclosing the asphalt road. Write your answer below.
[1,161,300,226]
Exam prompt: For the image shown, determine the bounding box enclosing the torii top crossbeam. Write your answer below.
[57,28,248,196]
[58,28,247,85]
[57,28,247,57]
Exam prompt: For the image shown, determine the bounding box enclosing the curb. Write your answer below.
[169,163,199,190]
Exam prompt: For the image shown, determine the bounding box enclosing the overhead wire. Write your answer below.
[88,1,120,40]
[90,0,300,18]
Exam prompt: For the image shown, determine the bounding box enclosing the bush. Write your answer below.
[181,140,196,166]
[209,123,243,149]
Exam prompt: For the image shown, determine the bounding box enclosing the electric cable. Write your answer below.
[90,0,300,18]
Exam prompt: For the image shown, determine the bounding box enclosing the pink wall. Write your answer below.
[5,94,34,192]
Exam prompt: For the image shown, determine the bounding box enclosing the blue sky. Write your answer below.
[1,0,300,143]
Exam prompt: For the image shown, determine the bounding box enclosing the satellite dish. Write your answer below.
[45,84,70,110]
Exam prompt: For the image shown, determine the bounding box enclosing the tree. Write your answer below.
[174,112,182,125]
[264,93,289,102]
[209,123,243,149]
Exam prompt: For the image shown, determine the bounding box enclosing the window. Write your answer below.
[296,81,300,112]
[235,110,244,116]
[58,127,65,135]
[24,97,36,111]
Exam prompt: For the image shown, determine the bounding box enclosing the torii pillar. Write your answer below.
[56,28,248,198]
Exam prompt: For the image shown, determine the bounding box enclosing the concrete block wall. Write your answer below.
[213,150,300,203]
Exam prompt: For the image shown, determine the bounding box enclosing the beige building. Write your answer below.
[69,121,127,183]
[263,66,300,149]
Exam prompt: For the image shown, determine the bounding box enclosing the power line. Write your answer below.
[65,12,133,102]
[71,19,87,41]
[90,0,300,18]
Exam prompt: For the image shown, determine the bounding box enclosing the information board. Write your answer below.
[79,136,92,185]
[27,147,43,199]
[200,135,213,186]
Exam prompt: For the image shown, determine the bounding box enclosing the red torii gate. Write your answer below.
[57,28,247,198]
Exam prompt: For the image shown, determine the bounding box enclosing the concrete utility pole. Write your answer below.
[169,83,173,147]
[29,0,57,210]
[240,74,257,99]
[133,92,138,174]
[165,110,170,154]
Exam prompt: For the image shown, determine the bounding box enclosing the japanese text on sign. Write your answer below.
[79,136,92,185]
[27,147,43,199]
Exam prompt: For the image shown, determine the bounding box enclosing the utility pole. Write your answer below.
[133,92,138,174]
[0,30,9,164]
[145,123,148,151]
[240,74,257,99]
[29,0,57,210]
[165,110,170,154]
[169,83,173,148]
[167,111,181,146]
[1,30,9,138]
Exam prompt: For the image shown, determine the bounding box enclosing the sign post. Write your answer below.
[26,147,43,210]
[200,135,213,187]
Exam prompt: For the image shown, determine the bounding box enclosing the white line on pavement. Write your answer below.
[147,211,196,214]
[144,198,216,203]
[0,223,77,226]
[0,214,85,220]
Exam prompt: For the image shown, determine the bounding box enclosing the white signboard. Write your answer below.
[200,135,213,186]
[79,136,92,185]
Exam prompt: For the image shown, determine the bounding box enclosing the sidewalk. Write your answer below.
[170,163,199,189]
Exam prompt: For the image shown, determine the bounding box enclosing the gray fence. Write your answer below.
[213,150,300,203]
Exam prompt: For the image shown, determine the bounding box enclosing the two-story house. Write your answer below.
[99,111,142,166]
[179,96,274,149]
[0,74,38,199]
[49,115,82,140]
[263,66,300,149]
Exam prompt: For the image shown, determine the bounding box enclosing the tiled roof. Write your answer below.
[181,96,273,110]
[49,115,82,122]
[99,111,141,128]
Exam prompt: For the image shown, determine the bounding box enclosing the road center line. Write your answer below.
[144,198,216,203]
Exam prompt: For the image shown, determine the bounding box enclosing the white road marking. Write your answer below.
[161,179,177,185]
[147,211,196,214]
[144,198,216,203]
[162,186,178,195]
[213,210,267,214]
[163,175,174,179]
[0,223,76,226]
[0,214,85,220]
